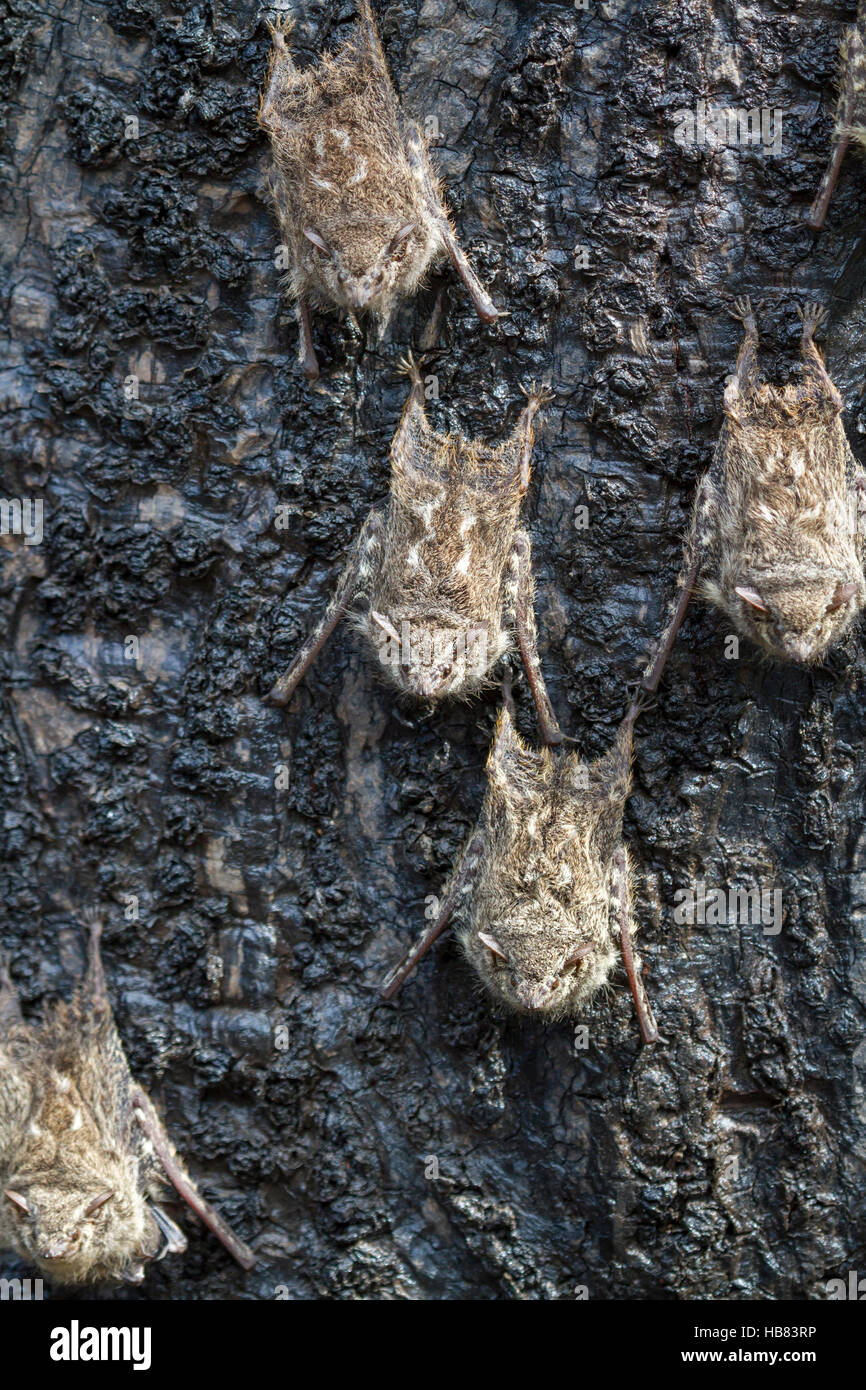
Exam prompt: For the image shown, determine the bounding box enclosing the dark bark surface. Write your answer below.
[1,0,865,1300]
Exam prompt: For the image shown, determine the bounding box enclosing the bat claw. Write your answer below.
[797,301,828,339]
[398,351,426,387]
[520,380,554,408]
[729,295,758,325]
[265,13,294,44]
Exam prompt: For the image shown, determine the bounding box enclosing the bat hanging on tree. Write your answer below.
[258,1,501,377]
[269,357,566,746]
[635,298,865,702]
[0,912,255,1285]
[381,693,659,1047]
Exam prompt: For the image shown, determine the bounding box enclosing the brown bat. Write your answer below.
[809,4,866,230]
[258,1,500,378]
[637,298,866,699]
[268,357,566,746]
[0,912,255,1285]
[381,694,658,1046]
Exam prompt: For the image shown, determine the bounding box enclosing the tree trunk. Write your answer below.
[1,0,864,1300]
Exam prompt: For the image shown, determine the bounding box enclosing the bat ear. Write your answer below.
[370,610,401,643]
[83,1190,115,1217]
[734,584,767,611]
[388,220,417,253]
[302,227,330,254]
[478,931,508,960]
[828,580,859,611]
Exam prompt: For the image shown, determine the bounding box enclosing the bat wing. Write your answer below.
[380,828,487,999]
[131,1085,255,1271]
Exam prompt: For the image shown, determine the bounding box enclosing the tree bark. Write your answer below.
[1,0,864,1300]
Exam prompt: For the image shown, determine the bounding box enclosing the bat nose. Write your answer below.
[516,981,553,1012]
[347,282,374,311]
[405,668,450,699]
[782,635,813,664]
[41,1237,74,1260]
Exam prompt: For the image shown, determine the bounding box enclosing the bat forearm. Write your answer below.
[268,512,382,706]
[132,1089,256,1271]
[612,847,658,1046]
[381,832,485,999]
[509,532,567,745]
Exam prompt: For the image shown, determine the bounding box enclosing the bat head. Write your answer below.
[459,709,625,1019]
[3,1173,161,1285]
[368,610,491,700]
[301,218,433,326]
[463,903,614,1020]
[727,569,864,663]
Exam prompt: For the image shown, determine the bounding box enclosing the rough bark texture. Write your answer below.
[1,0,865,1301]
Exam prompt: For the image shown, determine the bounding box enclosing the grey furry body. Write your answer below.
[0,916,253,1284]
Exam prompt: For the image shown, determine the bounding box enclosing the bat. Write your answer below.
[269,357,566,746]
[258,2,500,378]
[0,912,255,1285]
[381,694,659,1046]
[636,298,865,697]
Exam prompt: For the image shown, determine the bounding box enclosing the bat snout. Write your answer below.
[348,287,374,312]
[781,634,815,664]
[343,278,378,312]
[403,666,454,700]
[40,1236,75,1261]
[515,978,557,1013]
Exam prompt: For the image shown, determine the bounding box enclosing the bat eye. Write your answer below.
[4,1189,30,1214]
[302,227,330,254]
[84,1190,115,1218]
[734,585,767,612]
